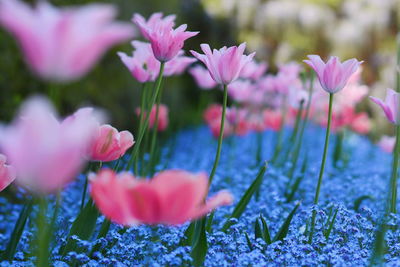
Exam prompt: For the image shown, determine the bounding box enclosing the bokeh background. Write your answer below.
[0,0,399,137]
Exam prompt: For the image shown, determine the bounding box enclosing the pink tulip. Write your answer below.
[0,0,135,82]
[190,43,255,85]
[136,104,169,132]
[370,88,400,125]
[0,97,100,194]
[350,112,370,134]
[119,41,195,82]
[263,110,283,131]
[240,60,268,80]
[133,13,198,62]
[189,65,218,89]
[378,135,396,153]
[89,124,134,162]
[304,55,362,94]
[0,154,16,192]
[90,169,233,225]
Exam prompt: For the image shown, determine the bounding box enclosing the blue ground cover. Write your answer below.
[0,125,398,266]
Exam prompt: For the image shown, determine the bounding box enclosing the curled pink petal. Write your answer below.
[0,154,16,191]
[370,88,400,125]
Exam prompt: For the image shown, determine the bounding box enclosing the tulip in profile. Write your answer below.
[304,55,362,94]
[0,97,100,194]
[191,43,255,184]
[90,169,233,226]
[0,0,135,82]
[133,13,198,62]
[370,88,400,125]
[0,154,16,192]
[89,125,134,162]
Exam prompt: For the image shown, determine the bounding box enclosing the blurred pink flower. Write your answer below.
[90,169,233,225]
[189,65,218,89]
[0,154,16,192]
[240,60,267,80]
[89,124,134,162]
[263,110,282,131]
[119,41,195,82]
[350,112,371,134]
[378,135,396,153]
[0,97,100,194]
[133,13,198,62]
[191,43,255,85]
[370,88,400,125]
[0,0,135,82]
[304,55,362,94]
[136,104,169,132]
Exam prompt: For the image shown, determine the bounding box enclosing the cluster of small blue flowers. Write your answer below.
[0,125,399,266]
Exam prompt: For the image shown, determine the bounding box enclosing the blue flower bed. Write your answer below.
[0,125,397,266]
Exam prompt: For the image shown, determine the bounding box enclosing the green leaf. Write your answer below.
[182,221,196,246]
[324,208,339,240]
[190,218,208,267]
[255,218,263,240]
[244,231,253,250]
[353,195,374,212]
[222,163,268,232]
[2,198,33,261]
[60,198,99,256]
[273,202,300,242]
[260,215,272,244]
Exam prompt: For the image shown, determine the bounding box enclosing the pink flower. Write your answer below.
[349,112,370,134]
[136,104,169,132]
[370,88,400,125]
[0,154,16,192]
[240,60,268,80]
[189,65,218,89]
[133,13,198,62]
[304,55,362,93]
[0,97,100,194]
[378,135,396,153]
[119,41,195,82]
[89,124,134,162]
[191,43,255,85]
[90,169,233,225]
[0,0,135,82]
[263,110,283,131]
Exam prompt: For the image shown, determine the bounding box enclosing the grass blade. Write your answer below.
[273,202,300,242]
[260,215,272,244]
[190,218,208,267]
[222,162,268,232]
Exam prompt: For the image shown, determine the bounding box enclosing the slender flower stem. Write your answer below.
[126,62,165,171]
[309,92,334,243]
[134,83,149,175]
[209,84,228,185]
[287,79,314,184]
[146,85,164,176]
[36,197,49,267]
[389,125,400,214]
[271,95,288,163]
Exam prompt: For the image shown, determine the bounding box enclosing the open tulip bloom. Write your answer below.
[304,54,362,242]
[191,43,255,184]
[90,169,233,226]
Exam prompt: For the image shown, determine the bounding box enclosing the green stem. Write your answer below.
[146,85,164,176]
[389,125,400,214]
[309,93,334,243]
[209,84,228,185]
[287,80,314,185]
[271,95,288,163]
[126,62,165,172]
[36,197,49,267]
[134,83,149,175]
